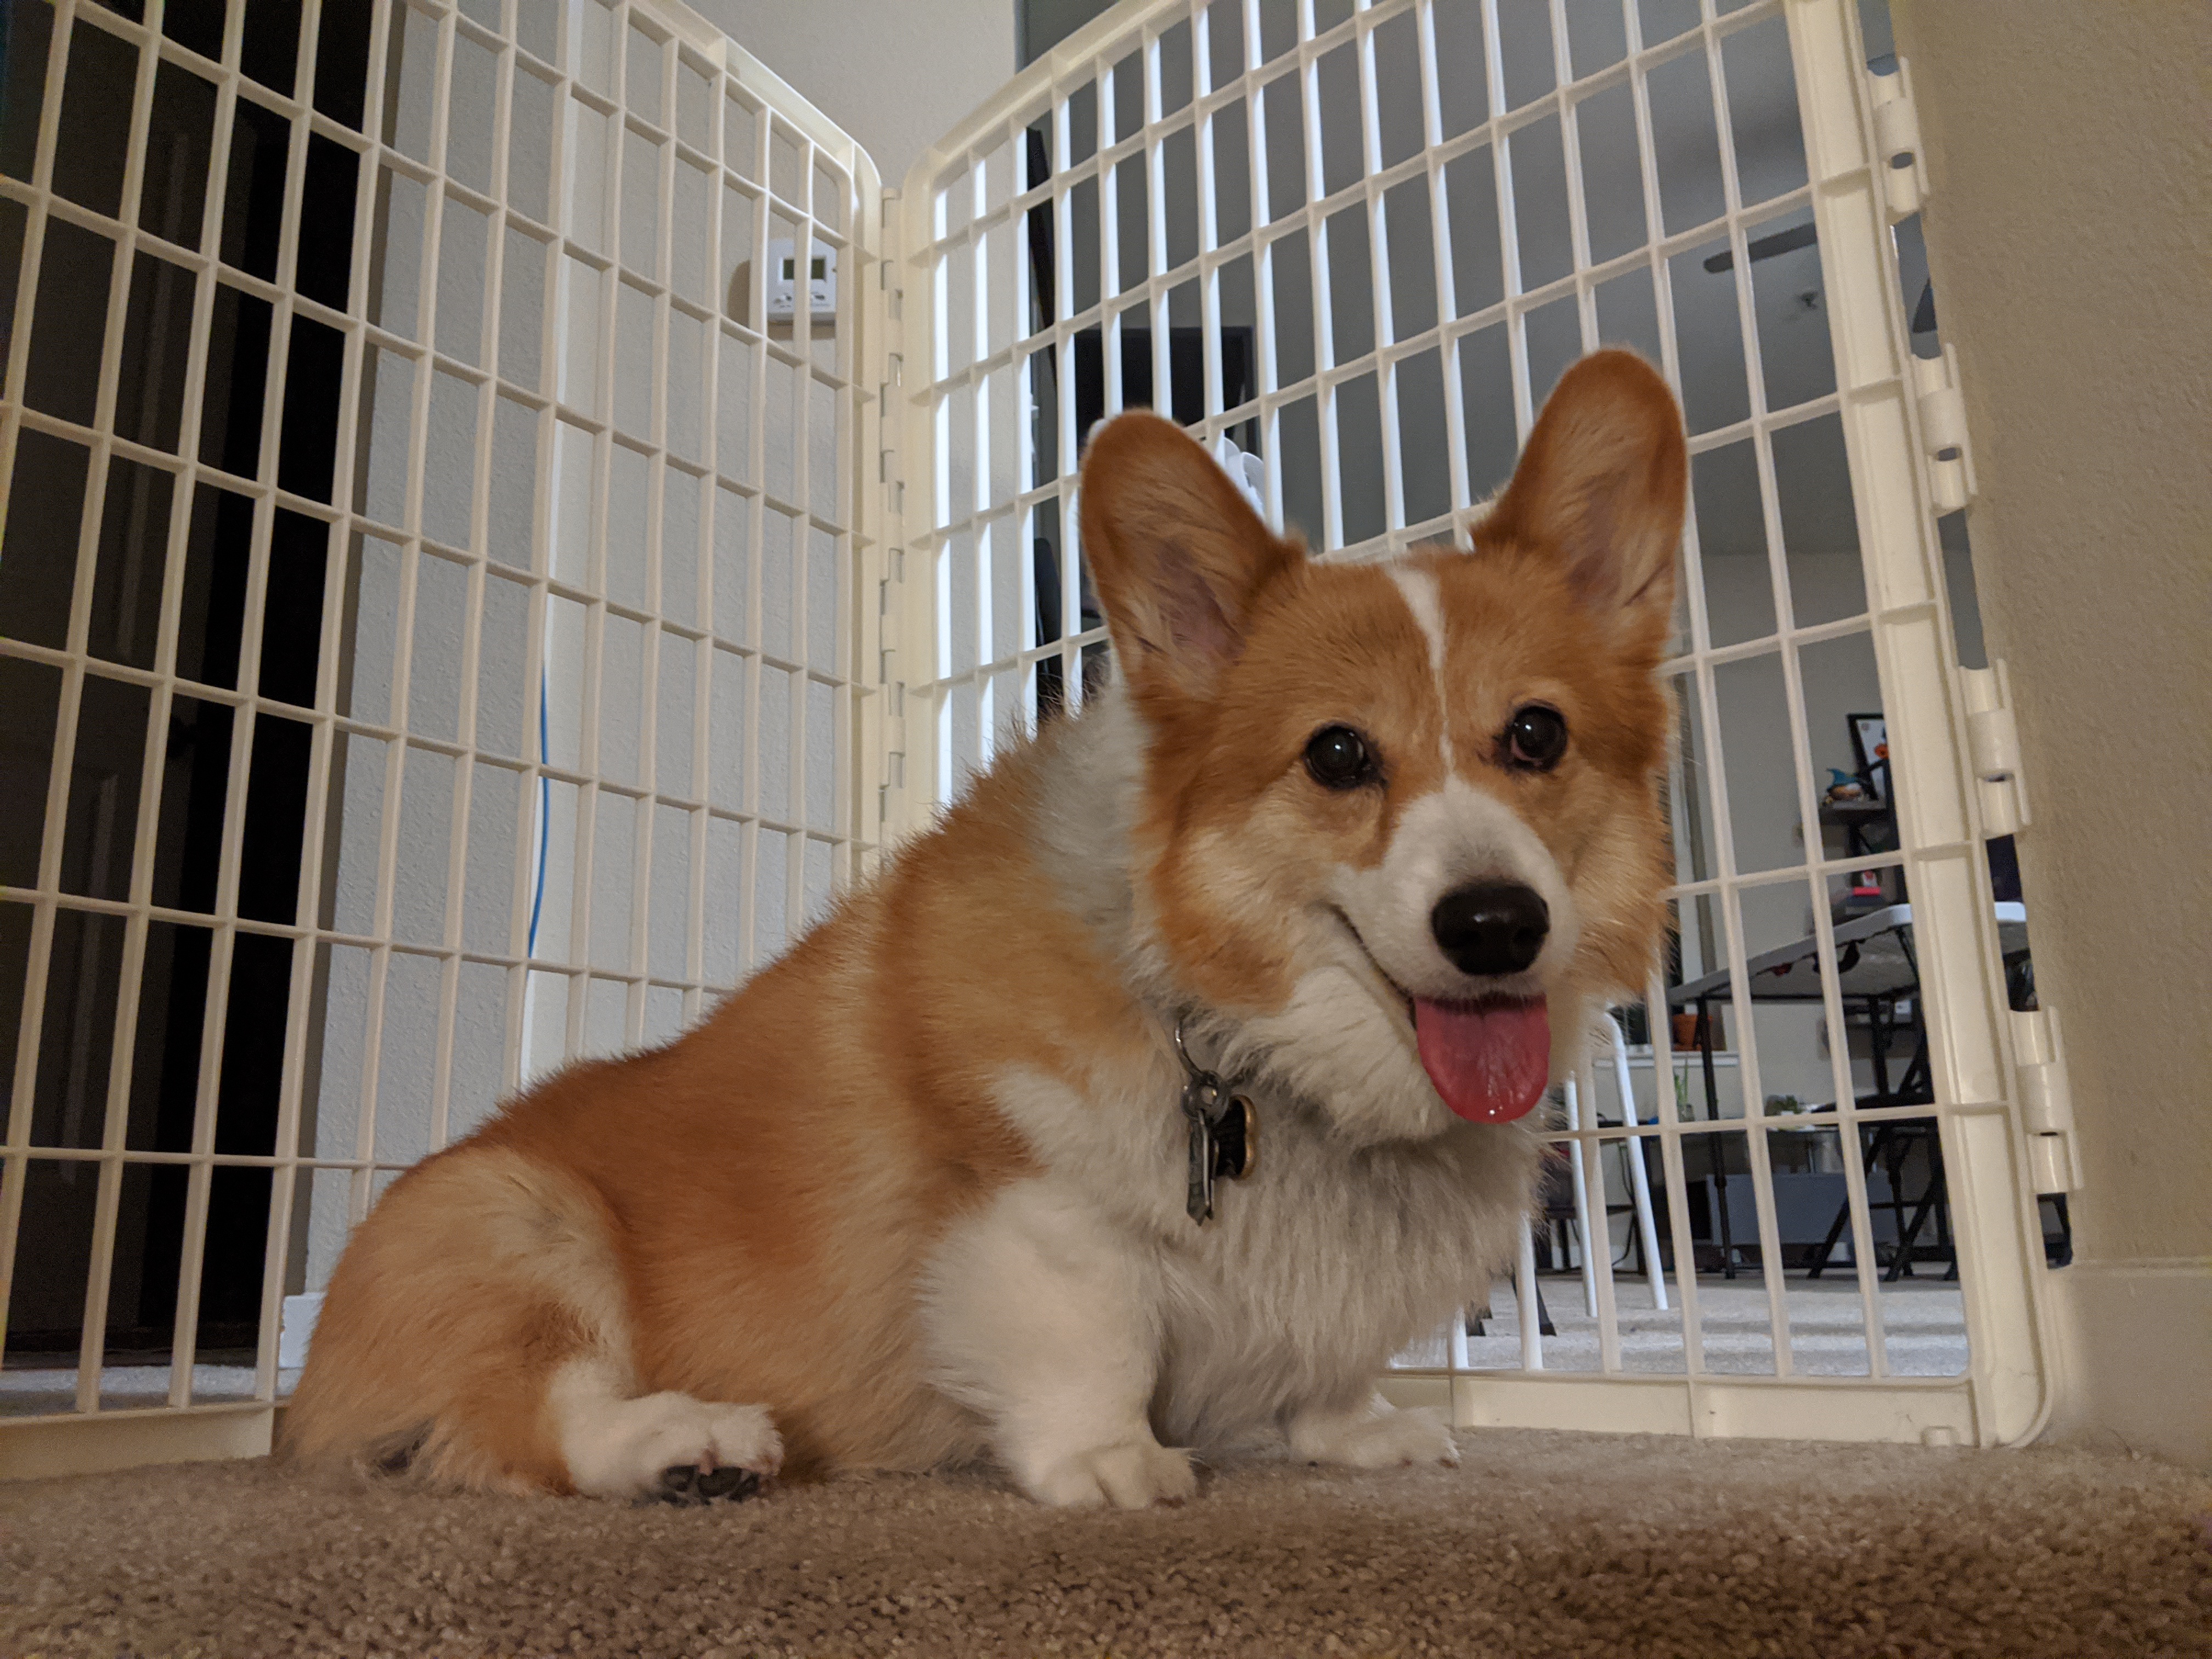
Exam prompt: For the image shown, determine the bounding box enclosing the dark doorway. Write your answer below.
[0,0,371,1372]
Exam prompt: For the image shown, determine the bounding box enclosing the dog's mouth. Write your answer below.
[1334,912,1551,1125]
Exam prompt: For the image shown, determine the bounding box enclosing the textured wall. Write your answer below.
[688,0,1017,191]
[1891,1,2211,1462]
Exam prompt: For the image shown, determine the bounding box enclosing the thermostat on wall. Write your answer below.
[767,238,836,321]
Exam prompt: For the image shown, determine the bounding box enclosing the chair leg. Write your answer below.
[1883,1130,1916,1280]
[1891,1138,1950,1284]
[1807,1201,1852,1280]
[1889,1194,1939,1282]
[1469,1274,1555,1340]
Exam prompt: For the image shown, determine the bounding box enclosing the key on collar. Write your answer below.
[1175,1030,1257,1225]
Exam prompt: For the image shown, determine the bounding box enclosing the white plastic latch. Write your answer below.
[2010,1006,2080,1195]
[1962,661,2028,836]
[1869,59,1928,220]
[1911,343,1977,512]
[1212,433,1271,528]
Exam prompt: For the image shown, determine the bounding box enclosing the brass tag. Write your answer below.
[1211,1094,1256,1182]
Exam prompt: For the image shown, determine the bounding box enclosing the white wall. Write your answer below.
[687,0,1017,190]
[307,0,866,1292]
[1893,0,2212,1469]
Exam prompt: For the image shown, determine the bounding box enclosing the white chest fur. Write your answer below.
[1153,1099,1538,1444]
[919,1062,1538,1459]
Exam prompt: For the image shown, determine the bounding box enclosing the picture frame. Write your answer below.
[1849,713,1889,804]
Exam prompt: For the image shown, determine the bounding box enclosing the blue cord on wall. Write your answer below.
[527,672,550,959]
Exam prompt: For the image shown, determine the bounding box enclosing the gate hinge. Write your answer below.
[1911,343,1976,512]
[1961,660,2028,836]
[881,681,907,789]
[1869,59,1928,220]
[2010,1005,2080,1195]
[871,180,912,845]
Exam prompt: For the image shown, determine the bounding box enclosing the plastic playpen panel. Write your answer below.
[890,0,2055,1446]
[0,0,881,1470]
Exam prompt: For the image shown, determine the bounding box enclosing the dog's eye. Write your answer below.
[1303,724,1379,791]
[1504,705,1568,771]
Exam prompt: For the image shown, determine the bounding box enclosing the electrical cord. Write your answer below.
[527,672,550,958]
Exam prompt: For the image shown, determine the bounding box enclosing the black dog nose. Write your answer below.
[1431,882,1550,978]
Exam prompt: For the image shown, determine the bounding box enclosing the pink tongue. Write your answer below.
[1414,997,1551,1122]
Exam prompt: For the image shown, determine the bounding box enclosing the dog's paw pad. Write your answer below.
[656,1463,705,1505]
[567,1391,782,1502]
[696,1464,763,1502]
[653,1461,763,1506]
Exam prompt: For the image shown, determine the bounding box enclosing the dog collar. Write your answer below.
[1172,1019,1257,1225]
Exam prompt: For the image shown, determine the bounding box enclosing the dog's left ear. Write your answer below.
[1485,349,1686,637]
[1078,411,1302,706]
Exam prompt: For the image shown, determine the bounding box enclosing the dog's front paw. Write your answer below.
[1025,1438,1199,1509]
[1288,1400,1459,1470]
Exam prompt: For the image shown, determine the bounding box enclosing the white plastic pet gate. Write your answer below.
[1,0,2067,1479]
[887,0,2062,1449]
[0,0,884,1476]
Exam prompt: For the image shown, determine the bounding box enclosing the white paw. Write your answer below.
[1288,1401,1459,1470]
[1025,1438,1199,1509]
[561,1390,783,1502]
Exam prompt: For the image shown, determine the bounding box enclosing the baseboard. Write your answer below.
[2039,1256,2212,1470]
[0,1404,273,1481]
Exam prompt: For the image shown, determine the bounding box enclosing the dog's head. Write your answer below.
[1079,351,1685,1143]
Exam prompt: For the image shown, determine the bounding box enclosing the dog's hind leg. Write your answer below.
[283,1142,781,1500]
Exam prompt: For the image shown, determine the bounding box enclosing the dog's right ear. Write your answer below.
[1077,413,1303,708]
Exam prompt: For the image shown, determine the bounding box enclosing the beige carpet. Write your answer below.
[3,1430,2207,1658]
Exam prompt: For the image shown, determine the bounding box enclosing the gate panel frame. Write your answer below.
[0,0,883,1477]
[889,0,2059,1447]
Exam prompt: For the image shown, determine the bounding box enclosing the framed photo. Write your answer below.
[1849,713,1889,804]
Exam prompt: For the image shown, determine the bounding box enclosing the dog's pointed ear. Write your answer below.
[1077,413,1302,704]
[1485,349,1686,639]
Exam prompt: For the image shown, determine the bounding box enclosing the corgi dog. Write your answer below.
[284,349,1686,1509]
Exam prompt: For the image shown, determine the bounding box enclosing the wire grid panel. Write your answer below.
[894,0,2053,1446]
[0,0,882,1449]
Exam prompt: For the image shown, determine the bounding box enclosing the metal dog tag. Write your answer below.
[1182,1073,1221,1224]
[1173,1020,1261,1223]
[1176,1047,1259,1223]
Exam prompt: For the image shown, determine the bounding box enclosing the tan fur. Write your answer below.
[283,1143,617,1492]
[285,348,1687,1500]
[1080,350,1680,1029]
[288,735,1148,1487]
